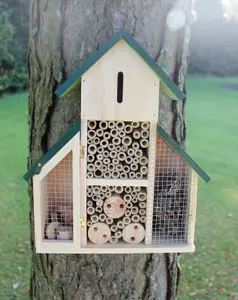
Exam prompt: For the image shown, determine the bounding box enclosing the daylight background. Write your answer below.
[0,0,237,299]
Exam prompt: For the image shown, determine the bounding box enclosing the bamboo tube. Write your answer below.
[138,191,147,201]
[98,192,105,200]
[96,154,103,161]
[125,186,132,193]
[122,216,131,225]
[87,172,93,179]
[122,136,132,146]
[108,121,116,129]
[131,206,139,215]
[139,209,146,216]
[104,196,126,218]
[94,137,100,145]
[121,145,128,152]
[87,130,96,139]
[104,171,112,179]
[115,186,123,194]
[106,217,113,225]
[132,198,138,204]
[131,215,140,223]
[135,149,143,158]
[131,191,137,198]
[87,139,93,144]
[110,128,118,138]
[88,222,111,244]
[108,163,115,172]
[139,202,146,208]
[141,166,148,175]
[115,146,122,152]
[111,170,120,179]
[88,144,97,155]
[116,164,123,172]
[118,152,126,161]
[140,139,149,148]
[132,121,140,128]
[96,129,104,137]
[127,148,135,156]
[125,156,133,164]
[94,169,103,178]
[105,191,112,198]
[109,236,118,244]
[86,190,93,197]
[87,207,95,215]
[93,186,100,195]
[102,165,107,172]
[108,186,115,192]
[87,221,93,227]
[122,223,145,244]
[113,137,121,146]
[133,157,139,164]
[103,132,110,140]
[88,120,97,130]
[131,163,138,171]
[108,143,115,151]
[100,186,107,192]
[99,214,106,222]
[99,121,108,130]
[125,210,132,217]
[91,215,99,223]
[87,185,93,191]
[136,173,143,179]
[92,194,98,202]
[96,199,104,207]
[125,124,133,134]
[141,130,149,139]
[117,221,125,229]
[87,155,94,163]
[109,151,117,159]
[126,202,133,209]
[110,224,118,233]
[87,163,95,172]
[133,130,140,139]
[120,172,127,179]
[133,186,141,192]
[94,160,103,169]
[140,156,148,165]
[115,230,122,239]
[129,172,136,179]
[141,122,150,130]
[123,165,130,173]
[87,200,93,207]
[119,130,126,138]
[116,121,125,131]
[97,147,104,154]
[112,158,119,165]
[103,158,110,165]
[140,216,146,223]
[132,142,140,150]
[103,150,110,158]
[124,194,132,202]
[96,206,103,213]
[100,139,109,148]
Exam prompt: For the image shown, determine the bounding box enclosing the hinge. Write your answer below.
[80,218,86,229]
[80,146,85,158]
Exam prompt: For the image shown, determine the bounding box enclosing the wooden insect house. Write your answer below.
[24,29,210,254]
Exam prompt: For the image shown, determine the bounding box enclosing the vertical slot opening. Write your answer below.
[117,72,123,103]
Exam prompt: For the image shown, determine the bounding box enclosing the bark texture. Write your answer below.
[28,0,192,299]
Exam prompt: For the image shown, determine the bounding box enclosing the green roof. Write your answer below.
[157,125,211,183]
[55,29,186,101]
[23,123,80,181]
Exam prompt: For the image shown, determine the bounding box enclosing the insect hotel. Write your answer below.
[24,29,210,254]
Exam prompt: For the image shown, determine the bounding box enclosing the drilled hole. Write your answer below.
[120,204,124,209]
[103,234,107,239]
[94,227,98,232]
[131,237,135,241]
[107,204,111,208]
[134,226,139,230]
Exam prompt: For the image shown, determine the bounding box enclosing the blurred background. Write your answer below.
[0,0,237,299]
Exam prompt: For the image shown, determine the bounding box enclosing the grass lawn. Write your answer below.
[0,76,237,299]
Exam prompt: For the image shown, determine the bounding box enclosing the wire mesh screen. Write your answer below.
[86,120,150,180]
[152,135,191,244]
[86,185,147,244]
[43,152,73,241]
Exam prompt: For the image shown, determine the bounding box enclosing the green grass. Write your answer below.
[0,76,238,299]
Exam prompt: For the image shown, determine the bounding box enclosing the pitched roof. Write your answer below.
[55,29,186,101]
[157,125,211,183]
[23,123,80,181]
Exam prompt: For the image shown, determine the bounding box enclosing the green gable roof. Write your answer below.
[157,125,211,183]
[55,29,186,101]
[23,123,80,181]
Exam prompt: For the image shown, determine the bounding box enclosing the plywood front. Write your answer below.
[81,39,160,121]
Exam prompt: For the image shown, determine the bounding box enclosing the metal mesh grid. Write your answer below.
[86,185,147,244]
[43,152,73,241]
[152,135,191,244]
[86,120,150,180]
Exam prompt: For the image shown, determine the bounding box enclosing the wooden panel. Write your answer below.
[33,175,43,250]
[81,39,160,121]
[188,170,198,244]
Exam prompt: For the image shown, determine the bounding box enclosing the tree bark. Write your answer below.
[28,0,192,299]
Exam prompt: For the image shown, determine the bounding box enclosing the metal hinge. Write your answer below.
[80,218,86,229]
[80,146,85,158]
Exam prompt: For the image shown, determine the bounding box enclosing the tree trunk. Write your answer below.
[28,0,192,299]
